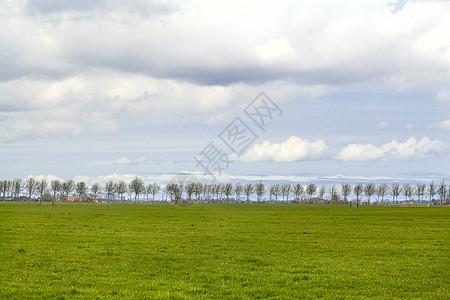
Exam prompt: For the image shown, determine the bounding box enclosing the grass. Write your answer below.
[0,202,448,299]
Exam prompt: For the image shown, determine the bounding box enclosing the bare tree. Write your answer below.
[185,182,196,203]
[127,185,133,202]
[390,183,401,205]
[428,181,436,204]
[306,184,317,203]
[0,180,11,201]
[150,183,161,203]
[328,185,339,204]
[234,183,243,203]
[219,184,225,202]
[36,179,48,206]
[270,184,281,203]
[414,185,419,203]
[91,183,101,202]
[166,183,175,203]
[244,183,254,204]
[176,184,184,203]
[438,180,447,205]
[341,183,352,203]
[162,186,168,202]
[376,183,388,205]
[416,183,426,204]
[50,179,61,206]
[129,177,145,203]
[165,184,174,202]
[12,179,22,201]
[75,182,87,201]
[403,184,413,202]
[364,183,376,205]
[61,180,74,201]
[292,184,304,203]
[167,183,183,203]
[104,180,115,201]
[353,184,363,207]
[144,184,152,202]
[269,185,276,202]
[255,181,265,203]
[281,184,291,203]
[318,185,326,200]
[0,181,5,201]
[24,177,37,204]
[115,181,127,202]
[223,183,233,203]
[213,184,221,203]
[194,183,202,202]
[202,183,210,203]
[6,180,13,199]
[4,175,448,207]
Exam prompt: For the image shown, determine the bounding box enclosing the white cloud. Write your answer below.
[114,157,131,165]
[2,0,450,87]
[238,135,449,163]
[73,175,90,184]
[431,120,450,130]
[1,0,449,144]
[0,71,335,142]
[240,136,329,162]
[114,157,151,166]
[28,174,64,182]
[0,117,83,142]
[377,121,389,128]
[436,89,450,102]
[254,36,296,64]
[88,174,143,185]
[336,137,448,161]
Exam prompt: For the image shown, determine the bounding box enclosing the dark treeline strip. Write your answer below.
[0,178,449,206]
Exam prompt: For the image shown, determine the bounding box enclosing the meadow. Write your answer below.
[0,202,448,299]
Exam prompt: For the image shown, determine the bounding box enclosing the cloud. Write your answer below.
[431,120,450,130]
[0,71,332,142]
[73,175,90,184]
[114,157,131,165]
[377,121,389,128]
[27,174,64,182]
[240,136,329,162]
[86,173,144,185]
[436,89,450,102]
[114,157,151,166]
[336,137,448,161]
[1,0,449,143]
[242,136,448,163]
[0,118,83,142]
[2,0,450,87]
[25,0,177,18]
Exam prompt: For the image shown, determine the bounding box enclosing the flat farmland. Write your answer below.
[0,203,448,299]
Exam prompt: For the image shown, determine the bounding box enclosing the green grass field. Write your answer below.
[0,203,448,299]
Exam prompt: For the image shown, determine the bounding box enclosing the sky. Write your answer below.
[0,0,449,186]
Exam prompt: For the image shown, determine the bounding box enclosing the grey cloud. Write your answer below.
[1,0,449,143]
[26,0,105,14]
[2,0,449,88]
[25,0,177,18]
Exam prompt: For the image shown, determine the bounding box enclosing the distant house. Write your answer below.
[310,197,327,204]
[66,197,82,202]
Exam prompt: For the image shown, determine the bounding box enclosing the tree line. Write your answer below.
[0,177,448,206]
